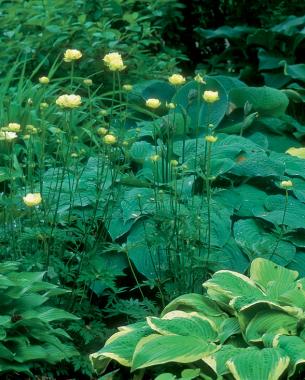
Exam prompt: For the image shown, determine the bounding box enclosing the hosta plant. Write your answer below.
[90,258,305,379]
[0,261,79,376]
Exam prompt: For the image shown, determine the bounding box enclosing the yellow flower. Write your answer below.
[103,134,117,145]
[146,98,161,109]
[286,147,305,159]
[166,102,176,109]
[203,90,219,103]
[26,125,38,134]
[194,73,206,84]
[83,79,93,86]
[56,94,82,109]
[205,135,218,143]
[150,154,160,162]
[23,193,42,207]
[281,180,293,189]
[0,131,17,141]
[168,74,186,86]
[39,76,50,84]
[99,110,108,116]
[103,52,125,71]
[40,102,49,109]
[7,123,21,132]
[123,84,133,91]
[170,159,179,166]
[71,152,78,158]
[97,127,108,136]
[64,49,82,62]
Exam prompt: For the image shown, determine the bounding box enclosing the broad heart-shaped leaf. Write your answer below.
[203,345,251,376]
[131,334,218,370]
[230,86,289,116]
[130,141,155,163]
[250,258,299,295]
[233,184,268,217]
[253,194,305,229]
[161,294,225,319]
[203,270,264,307]
[91,322,153,368]
[226,347,289,380]
[131,80,175,103]
[147,311,218,341]
[218,318,241,344]
[173,77,228,131]
[233,219,296,266]
[270,151,305,180]
[274,335,305,377]
[245,310,298,343]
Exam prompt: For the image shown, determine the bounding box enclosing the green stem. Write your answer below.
[270,190,288,259]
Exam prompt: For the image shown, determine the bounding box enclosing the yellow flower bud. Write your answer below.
[150,154,160,162]
[23,193,42,207]
[146,98,161,109]
[103,134,117,145]
[281,180,293,188]
[203,90,219,103]
[40,102,49,109]
[64,49,82,62]
[56,94,82,109]
[205,135,218,143]
[39,76,50,84]
[103,52,125,71]
[97,127,108,136]
[168,74,186,86]
[83,79,93,86]
[27,98,33,105]
[170,159,179,166]
[23,134,31,140]
[7,123,21,132]
[71,152,78,158]
[194,73,206,84]
[166,102,176,109]
[123,84,133,91]
[99,110,108,116]
[26,125,38,134]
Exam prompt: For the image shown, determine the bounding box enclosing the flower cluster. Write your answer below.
[56,94,82,109]
[103,52,125,71]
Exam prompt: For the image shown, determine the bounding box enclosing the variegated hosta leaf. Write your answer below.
[226,348,289,380]
[250,257,298,296]
[245,310,298,343]
[132,334,219,370]
[90,322,152,368]
[202,345,252,376]
[147,311,218,341]
[203,270,264,308]
[160,294,226,329]
[273,335,305,378]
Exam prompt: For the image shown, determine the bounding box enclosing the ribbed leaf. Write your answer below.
[132,334,218,370]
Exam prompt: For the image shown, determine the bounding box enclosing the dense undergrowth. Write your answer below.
[1,1,305,379]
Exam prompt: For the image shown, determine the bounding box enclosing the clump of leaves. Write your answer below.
[90,258,305,379]
[0,261,79,376]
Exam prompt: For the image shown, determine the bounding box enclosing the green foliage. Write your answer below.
[0,261,79,375]
[90,258,305,379]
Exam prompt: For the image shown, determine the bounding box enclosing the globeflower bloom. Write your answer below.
[168,74,186,86]
[7,123,21,132]
[281,180,293,189]
[205,135,218,143]
[0,131,17,141]
[56,94,82,109]
[39,76,50,84]
[64,49,82,62]
[23,193,42,207]
[145,98,161,109]
[103,134,117,145]
[123,84,133,91]
[83,79,93,86]
[103,52,125,71]
[97,127,108,136]
[203,90,219,103]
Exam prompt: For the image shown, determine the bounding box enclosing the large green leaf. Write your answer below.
[147,311,218,341]
[250,258,298,295]
[274,335,305,377]
[230,86,289,116]
[234,219,295,266]
[245,310,298,343]
[226,348,289,380]
[132,334,218,370]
